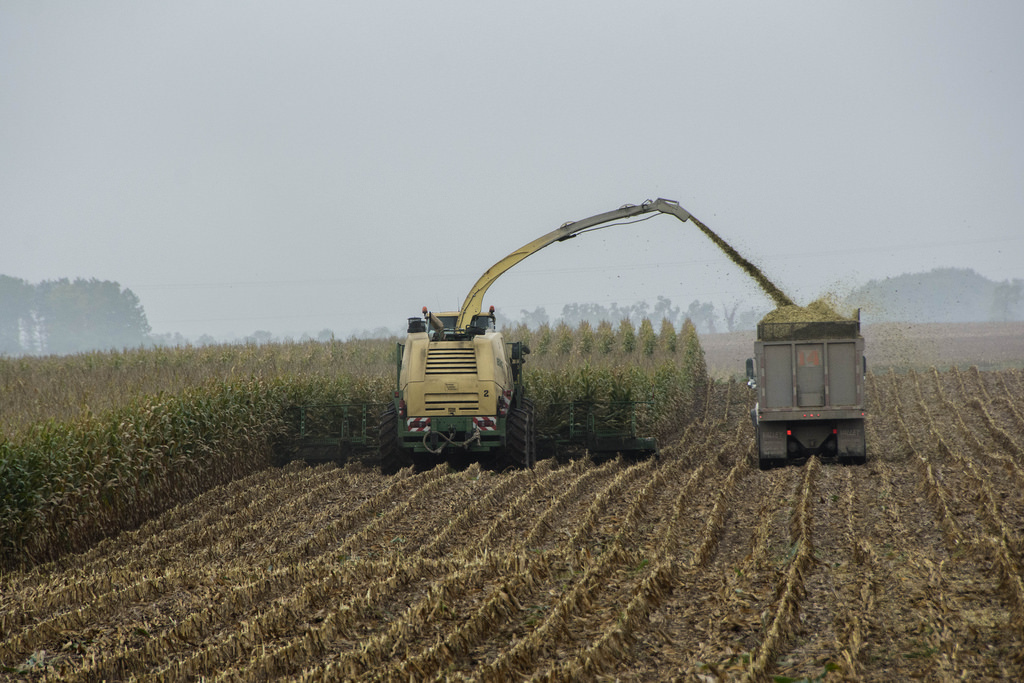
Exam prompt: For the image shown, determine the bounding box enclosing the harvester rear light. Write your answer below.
[497,389,513,416]
[407,417,430,432]
[473,416,498,431]
[399,399,407,418]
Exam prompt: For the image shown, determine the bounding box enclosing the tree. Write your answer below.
[652,296,680,329]
[991,280,1022,322]
[561,302,612,327]
[686,300,717,334]
[149,331,189,347]
[35,278,151,354]
[245,330,275,345]
[720,300,740,332]
[0,275,33,354]
[518,306,549,328]
[736,309,763,331]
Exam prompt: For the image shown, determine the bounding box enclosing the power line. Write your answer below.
[130,234,1022,290]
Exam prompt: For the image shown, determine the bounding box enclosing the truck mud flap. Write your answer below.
[757,423,788,458]
[757,455,788,471]
[837,418,867,465]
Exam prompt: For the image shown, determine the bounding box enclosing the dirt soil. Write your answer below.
[2,368,1024,681]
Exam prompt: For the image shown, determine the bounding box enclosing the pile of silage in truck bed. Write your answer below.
[757,298,861,341]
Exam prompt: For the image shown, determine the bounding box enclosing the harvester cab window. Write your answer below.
[469,314,496,333]
[431,315,458,340]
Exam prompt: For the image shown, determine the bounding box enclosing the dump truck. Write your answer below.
[745,313,867,469]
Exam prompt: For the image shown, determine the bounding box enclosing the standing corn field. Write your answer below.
[1,318,710,568]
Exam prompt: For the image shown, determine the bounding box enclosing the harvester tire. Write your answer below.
[502,400,536,469]
[377,404,411,475]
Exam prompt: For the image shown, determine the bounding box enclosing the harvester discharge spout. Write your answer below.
[455,197,790,330]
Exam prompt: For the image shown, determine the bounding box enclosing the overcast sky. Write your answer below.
[3,1,1022,339]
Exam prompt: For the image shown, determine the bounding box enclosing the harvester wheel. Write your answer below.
[501,400,536,469]
[377,404,412,475]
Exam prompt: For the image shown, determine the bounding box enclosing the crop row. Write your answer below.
[880,367,1024,643]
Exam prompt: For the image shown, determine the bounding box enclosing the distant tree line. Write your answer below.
[0,276,151,355]
[504,268,1024,334]
[6,267,1015,355]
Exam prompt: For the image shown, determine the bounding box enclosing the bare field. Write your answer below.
[3,367,1024,681]
[703,321,1024,378]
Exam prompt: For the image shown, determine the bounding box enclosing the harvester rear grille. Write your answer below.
[426,348,477,375]
[424,393,480,413]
